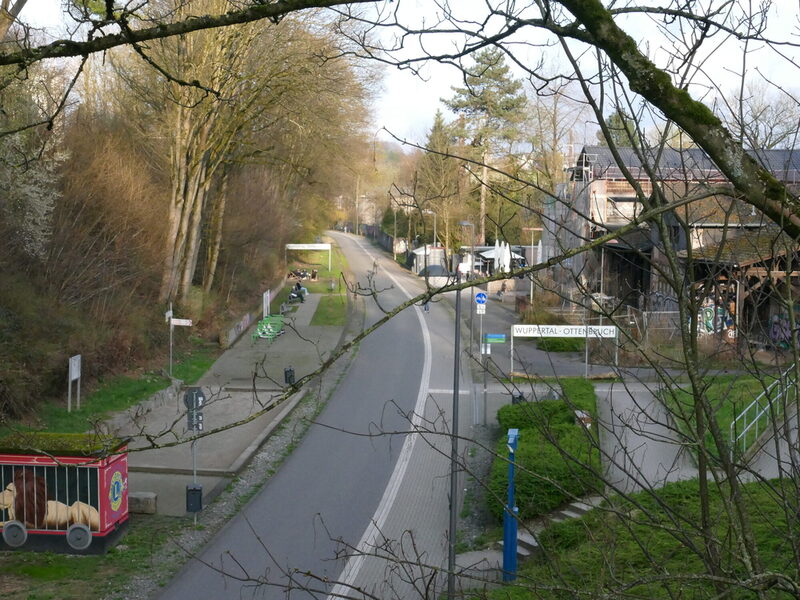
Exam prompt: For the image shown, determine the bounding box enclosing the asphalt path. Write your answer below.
[158,233,466,599]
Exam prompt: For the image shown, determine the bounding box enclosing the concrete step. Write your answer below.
[455,549,503,584]
[569,501,594,513]
[498,540,534,559]
[517,530,539,552]
[558,508,584,520]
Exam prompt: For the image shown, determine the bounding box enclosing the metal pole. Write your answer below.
[599,247,605,326]
[448,273,462,600]
[393,209,397,261]
[192,438,198,527]
[510,329,514,376]
[483,354,488,425]
[77,376,81,410]
[584,307,590,378]
[530,228,534,304]
[469,228,475,355]
[170,322,174,378]
[503,429,519,581]
[479,312,484,366]
[67,371,72,413]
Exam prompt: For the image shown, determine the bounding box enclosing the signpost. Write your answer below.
[510,324,619,375]
[475,291,487,357]
[184,387,205,523]
[168,312,193,377]
[67,354,81,412]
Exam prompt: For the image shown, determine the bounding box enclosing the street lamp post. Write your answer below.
[393,206,397,262]
[462,221,476,355]
[521,227,542,305]
[448,265,463,600]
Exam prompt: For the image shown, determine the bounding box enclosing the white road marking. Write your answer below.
[428,388,470,395]
[328,237,433,599]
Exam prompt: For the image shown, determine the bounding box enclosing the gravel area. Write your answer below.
[457,422,501,552]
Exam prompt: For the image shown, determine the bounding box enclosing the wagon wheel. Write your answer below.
[2,520,27,548]
[66,523,92,550]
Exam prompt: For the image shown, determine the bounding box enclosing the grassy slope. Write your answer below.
[491,478,791,599]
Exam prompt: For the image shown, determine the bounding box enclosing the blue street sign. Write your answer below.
[475,292,488,305]
[485,333,507,343]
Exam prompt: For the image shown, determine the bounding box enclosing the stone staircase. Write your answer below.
[456,494,604,584]
[498,495,604,561]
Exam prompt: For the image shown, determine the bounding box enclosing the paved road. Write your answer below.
[595,381,697,494]
[158,233,469,599]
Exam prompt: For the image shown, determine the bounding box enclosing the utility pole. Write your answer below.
[521,227,542,305]
[448,267,463,599]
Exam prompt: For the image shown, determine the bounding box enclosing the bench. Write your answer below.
[252,314,285,341]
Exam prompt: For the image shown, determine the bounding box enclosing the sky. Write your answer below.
[19,0,800,149]
[21,0,455,145]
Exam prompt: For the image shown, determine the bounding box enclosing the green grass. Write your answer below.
[0,514,186,599]
[488,478,792,599]
[286,240,348,294]
[4,345,218,435]
[310,294,347,326]
[277,236,350,309]
[662,373,776,459]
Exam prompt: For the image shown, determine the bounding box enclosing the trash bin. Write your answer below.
[186,484,203,513]
[284,367,295,385]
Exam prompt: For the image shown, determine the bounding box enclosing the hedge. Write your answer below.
[489,378,601,522]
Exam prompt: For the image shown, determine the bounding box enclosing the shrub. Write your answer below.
[497,400,575,430]
[488,423,602,521]
[489,378,600,522]
[536,337,585,352]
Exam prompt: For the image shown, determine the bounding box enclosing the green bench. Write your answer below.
[252,314,285,342]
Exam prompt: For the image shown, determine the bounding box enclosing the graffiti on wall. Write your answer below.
[696,299,736,339]
[769,313,795,347]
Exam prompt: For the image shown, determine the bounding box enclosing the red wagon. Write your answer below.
[0,433,129,554]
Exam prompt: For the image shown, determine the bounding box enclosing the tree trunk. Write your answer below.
[480,157,488,245]
[178,160,210,300]
[203,169,229,294]
[0,0,27,41]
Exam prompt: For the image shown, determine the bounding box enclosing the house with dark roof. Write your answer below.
[542,145,800,343]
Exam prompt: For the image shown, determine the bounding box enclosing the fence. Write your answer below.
[730,364,796,457]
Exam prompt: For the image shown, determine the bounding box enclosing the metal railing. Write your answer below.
[730,364,796,457]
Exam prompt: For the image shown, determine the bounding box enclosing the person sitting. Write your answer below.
[293,282,307,302]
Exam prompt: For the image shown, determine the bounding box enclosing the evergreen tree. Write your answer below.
[416,110,462,252]
[597,109,644,148]
[443,47,526,243]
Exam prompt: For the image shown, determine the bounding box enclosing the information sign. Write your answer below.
[68,354,81,382]
[512,324,617,338]
[485,333,506,343]
[476,303,486,315]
